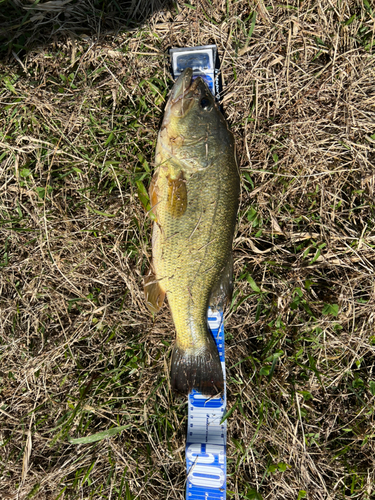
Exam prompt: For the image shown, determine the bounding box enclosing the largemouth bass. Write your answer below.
[144,68,240,395]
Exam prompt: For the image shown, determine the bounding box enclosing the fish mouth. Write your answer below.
[170,68,201,103]
[161,68,203,126]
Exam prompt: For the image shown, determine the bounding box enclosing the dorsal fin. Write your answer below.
[209,253,234,310]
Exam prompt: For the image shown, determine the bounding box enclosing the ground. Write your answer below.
[0,0,374,499]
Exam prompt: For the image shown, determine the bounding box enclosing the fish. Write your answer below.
[144,67,240,395]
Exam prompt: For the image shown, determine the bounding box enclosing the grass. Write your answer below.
[1,0,375,499]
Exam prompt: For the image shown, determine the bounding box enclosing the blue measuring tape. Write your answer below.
[185,309,226,499]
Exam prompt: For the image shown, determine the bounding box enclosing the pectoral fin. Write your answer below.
[209,253,234,310]
[167,172,187,218]
[144,267,165,314]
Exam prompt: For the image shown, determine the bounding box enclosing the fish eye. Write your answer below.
[200,97,211,110]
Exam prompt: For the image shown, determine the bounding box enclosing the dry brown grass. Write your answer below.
[1,0,375,499]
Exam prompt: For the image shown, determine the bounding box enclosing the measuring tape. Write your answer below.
[170,45,222,107]
[185,309,226,499]
[169,45,227,499]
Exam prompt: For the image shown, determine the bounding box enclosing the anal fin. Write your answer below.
[144,267,165,314]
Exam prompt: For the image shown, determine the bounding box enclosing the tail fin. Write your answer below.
[170,335,224,396]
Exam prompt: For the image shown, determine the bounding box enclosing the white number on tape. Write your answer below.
[189,464,225,488]
[207,310,222,330]
[187,444,225,464]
